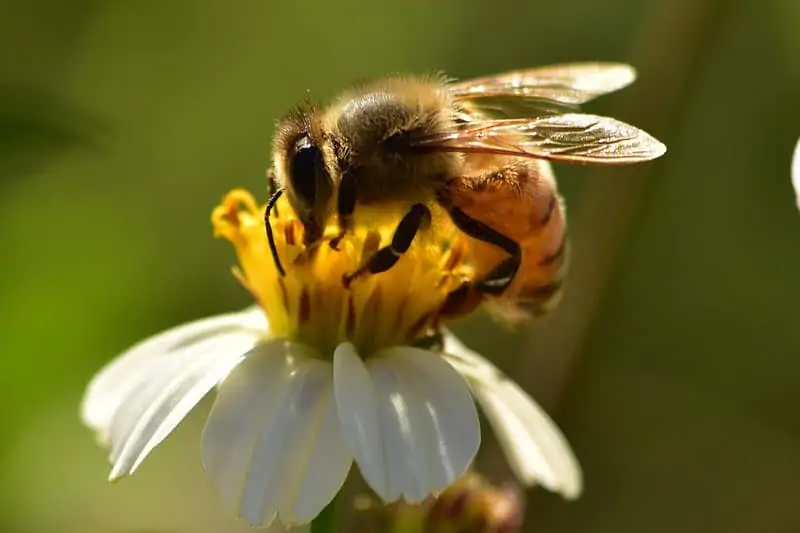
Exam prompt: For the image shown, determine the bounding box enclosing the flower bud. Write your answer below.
[373,473,525,533]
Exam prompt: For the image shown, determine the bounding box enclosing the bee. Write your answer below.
[265,63,666,326]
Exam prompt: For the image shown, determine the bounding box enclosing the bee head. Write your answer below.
[273,106,334,244]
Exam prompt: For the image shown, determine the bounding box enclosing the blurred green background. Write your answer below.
[2,0,800,531]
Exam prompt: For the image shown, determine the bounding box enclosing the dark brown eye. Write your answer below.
[289,135,327,208]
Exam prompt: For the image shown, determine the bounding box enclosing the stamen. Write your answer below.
[299,288,311,325]
[360,230,382,261]
[284,223,296,246]
[213,189,481,355]
[346,297,357,339]
[407,311,433,342]
[232,267,261,307]
[393,295,409,334]
[444,241,467,272]
[278,277,291,316]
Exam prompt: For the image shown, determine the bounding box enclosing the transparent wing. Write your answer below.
[449,63,637,106]
[454,97,579,122]
[413,114,666,165]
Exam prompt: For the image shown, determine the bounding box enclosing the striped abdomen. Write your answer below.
[450,158,568,326]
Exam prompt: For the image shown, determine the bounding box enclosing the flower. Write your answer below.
[81,189,582,529]
[362,472,526,533]
[419,473,525,533]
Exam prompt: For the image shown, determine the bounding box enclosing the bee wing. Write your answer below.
[413,114,666,165]
[449,63,637,106]
[454,96,579,122]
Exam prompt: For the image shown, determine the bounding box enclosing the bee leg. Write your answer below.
[266,169,280,216]
[264,188,286,277]
[441,202,521,295]
[330,171,357,251]
[479,253,522,294]
[342,203,431,288]
[439,281,483,318]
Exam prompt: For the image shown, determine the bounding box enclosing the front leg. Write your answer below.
[329,170,357,250]
[264,188,286,277]
[342,203,432,288]
[267,169,278,196]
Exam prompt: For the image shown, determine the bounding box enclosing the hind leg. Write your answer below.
[437,193,522,295]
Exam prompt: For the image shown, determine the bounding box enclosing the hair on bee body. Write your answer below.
[324,75,462,201]
[265,63,666,327]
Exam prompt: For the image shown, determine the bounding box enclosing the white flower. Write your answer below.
[82,306,581,528]
[81,189,582,529]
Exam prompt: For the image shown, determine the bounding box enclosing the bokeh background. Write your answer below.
[2,0,800,532]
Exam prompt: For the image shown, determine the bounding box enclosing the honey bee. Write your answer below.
[265,63,666,326]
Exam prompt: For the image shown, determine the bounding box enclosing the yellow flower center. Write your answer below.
[212,189,479,355]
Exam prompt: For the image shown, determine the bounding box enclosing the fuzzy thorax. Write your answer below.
[212,189,476,355]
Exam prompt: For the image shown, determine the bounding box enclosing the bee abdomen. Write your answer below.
[485,237,570,328]
[511,192,569,308]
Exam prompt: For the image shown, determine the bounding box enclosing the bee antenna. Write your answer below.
[265,188,286,277]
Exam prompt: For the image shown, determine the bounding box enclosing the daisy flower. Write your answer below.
[81,189,582,529]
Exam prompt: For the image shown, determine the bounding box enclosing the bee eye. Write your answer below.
[289,135,326,208]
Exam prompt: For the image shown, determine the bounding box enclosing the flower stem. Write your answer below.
[309,494,339,533]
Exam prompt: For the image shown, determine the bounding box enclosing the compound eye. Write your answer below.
[289,135,327,209]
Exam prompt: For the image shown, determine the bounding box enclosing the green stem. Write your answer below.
[309,494,339,533]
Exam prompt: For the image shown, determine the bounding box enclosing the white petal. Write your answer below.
[793,137,800,210]
[203,341,351,528]
[442,329,582,499]
[334,344,480,503]
[82,305,267,437]
[368,356,428,502]
[393,348,482,491]
[202,340,297,515]
[332,344,391,499]
[282,385,352,524]
[106,328,260,479]
[379,347,481,502]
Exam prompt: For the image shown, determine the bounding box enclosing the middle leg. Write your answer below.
[342,203,431,288]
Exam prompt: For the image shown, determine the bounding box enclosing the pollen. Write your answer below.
[212,189,479,355]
